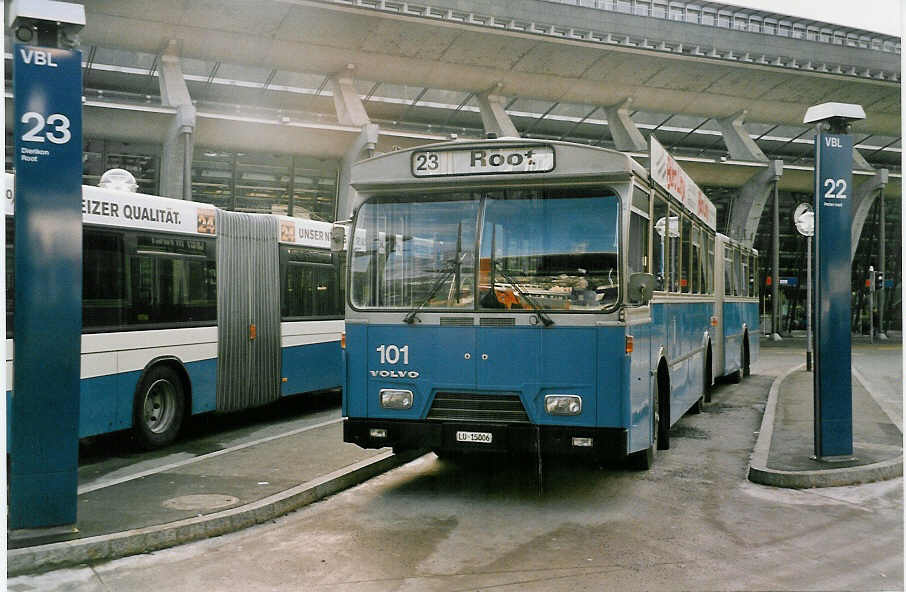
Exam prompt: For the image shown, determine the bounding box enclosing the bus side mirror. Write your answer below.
[628,272,656,305]
[330,224,346,252]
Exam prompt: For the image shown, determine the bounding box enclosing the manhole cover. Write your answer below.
[162,494,240,511]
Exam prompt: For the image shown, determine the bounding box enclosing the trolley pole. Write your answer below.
[793,203,814,371]
[8,0,85,534]
[878,186,886,339]
[806,234,812,370]
[771,180,781,340]
[868,266,875,344]
[805,102,863,461]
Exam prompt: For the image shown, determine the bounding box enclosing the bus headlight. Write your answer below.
[380,389,414,410]
[545,394,582,416]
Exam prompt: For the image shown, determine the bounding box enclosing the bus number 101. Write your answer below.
[376,344,409,365]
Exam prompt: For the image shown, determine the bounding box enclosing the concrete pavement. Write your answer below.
[8,336,902,576]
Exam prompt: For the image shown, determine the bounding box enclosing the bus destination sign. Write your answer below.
[412,145,555,177]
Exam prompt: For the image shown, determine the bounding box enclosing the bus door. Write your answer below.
[713,235,725,374]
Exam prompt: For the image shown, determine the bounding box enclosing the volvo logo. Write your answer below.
[369,370,420,379]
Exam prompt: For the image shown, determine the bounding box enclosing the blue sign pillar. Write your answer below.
[9,44,83,529]
[812,130,853,459]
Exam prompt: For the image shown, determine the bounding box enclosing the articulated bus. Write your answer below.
[340,137,758,469]
[5,173,344,449]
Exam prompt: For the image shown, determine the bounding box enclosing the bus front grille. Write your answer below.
[440,317,474,326]
[427,392,530,423]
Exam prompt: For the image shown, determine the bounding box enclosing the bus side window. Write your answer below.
[628,185,650,277]
[628,210,649,276]
[680,216,691,293]
[750,255,761,298]
[6,218,13,338]
[704,233,714,295]
[669,208,682,293]
[281,247,340,320]
[690,225,701,294]
[651,195,668,291]
[724,245,734,295]
[128,234,217,326]
[283,263,338,319]
[83,229,126,330]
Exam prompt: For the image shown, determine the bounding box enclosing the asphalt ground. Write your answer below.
[8,334,902,576]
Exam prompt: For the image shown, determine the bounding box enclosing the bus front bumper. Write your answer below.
[344,418,628,460]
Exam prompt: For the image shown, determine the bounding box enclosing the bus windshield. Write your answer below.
[351,188,620,312]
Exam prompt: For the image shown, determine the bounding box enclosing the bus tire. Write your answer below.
[133,365,186,450]
[656,372,670,451]
[727,368,741,384]
[704,346,713,403]
[742,335,751,377]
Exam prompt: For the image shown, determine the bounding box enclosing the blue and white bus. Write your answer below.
[5,173,344,449]
[339,137,758,469]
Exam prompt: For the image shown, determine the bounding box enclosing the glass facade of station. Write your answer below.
[190,150,338,221]
[5,134,339,222]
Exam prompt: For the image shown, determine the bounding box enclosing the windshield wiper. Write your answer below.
[402,254,466,325]
[491,261,554,327]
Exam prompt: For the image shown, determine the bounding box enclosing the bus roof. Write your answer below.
[348,138,645,211]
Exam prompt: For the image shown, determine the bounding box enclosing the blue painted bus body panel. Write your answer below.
[650,299,713,426]
[7,339,340,444]
[722,301,760,375]
[281,341,342,396]
[346,323,631,435]
[345,298,750,457]
[627,318,653,454]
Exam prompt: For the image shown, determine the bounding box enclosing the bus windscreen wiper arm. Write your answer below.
[492,262,554,327]
[403,255,464,324]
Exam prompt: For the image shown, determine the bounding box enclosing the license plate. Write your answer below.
[456,431,493,444]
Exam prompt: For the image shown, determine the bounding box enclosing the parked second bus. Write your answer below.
[5,172,344,448]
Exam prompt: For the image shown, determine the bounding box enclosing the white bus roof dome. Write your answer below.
[98,168,138,192]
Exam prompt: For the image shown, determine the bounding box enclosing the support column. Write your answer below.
[476,90,519,138]
[850,169,889,261]
[331,66,371,128]
[603,98,646,152]
[158,40,196,200]
[336,123,379,221]
[717,110,768,162]
[726,160,783,247]
[330,66,379,221]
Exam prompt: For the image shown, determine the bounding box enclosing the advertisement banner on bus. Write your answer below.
[277,216,338,249]
[5,174,217,236]
[649,136,717,230]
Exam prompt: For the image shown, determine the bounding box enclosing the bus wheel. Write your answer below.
[133,365,186,450]
[742,337,751,377]
[656,376,670,451]
[704,347,713,403]
[628,381,658,470]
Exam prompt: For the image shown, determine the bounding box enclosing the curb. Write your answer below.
[9,449,420,576]
[747,364,903,489]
